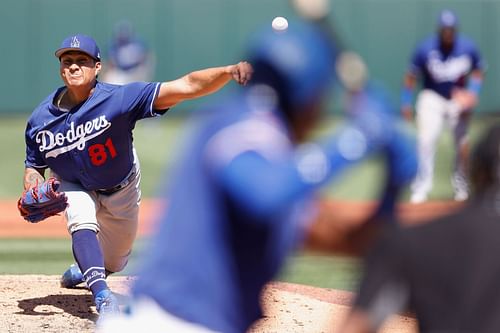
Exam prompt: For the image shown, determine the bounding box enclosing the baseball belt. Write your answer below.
[96,168,136,196]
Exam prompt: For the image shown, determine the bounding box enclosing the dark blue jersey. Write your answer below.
[25,81,165,190]
[409,35,483,99]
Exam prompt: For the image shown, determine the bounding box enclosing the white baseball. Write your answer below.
[272,16,289,32]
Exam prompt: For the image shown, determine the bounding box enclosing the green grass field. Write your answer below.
[0,113,496,290]
[0,238,361,290]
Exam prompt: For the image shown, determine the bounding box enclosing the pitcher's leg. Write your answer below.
[59,180,100,289]
[58,180,119,315]
[97,168,141,273]
[72,229,108,295]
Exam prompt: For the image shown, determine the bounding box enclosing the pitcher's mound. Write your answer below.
[0,275,415,333]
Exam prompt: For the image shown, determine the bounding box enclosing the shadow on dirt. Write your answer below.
[16,294,97,320]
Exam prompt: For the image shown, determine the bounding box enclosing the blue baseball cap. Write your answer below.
[438,9,458,28]
[55,34,101,61]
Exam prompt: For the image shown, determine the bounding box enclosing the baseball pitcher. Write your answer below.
[19,33,252,319]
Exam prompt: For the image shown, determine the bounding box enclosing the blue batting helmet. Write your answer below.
[246,19,337,108]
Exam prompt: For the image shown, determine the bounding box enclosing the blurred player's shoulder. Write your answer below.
[417,35,439,52]
[191,91,284,131]
[455,34,480,52]
[193,92,292,164]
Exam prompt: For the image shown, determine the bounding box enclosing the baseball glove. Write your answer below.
[17,177,68,223]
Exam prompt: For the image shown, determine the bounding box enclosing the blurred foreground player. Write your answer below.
[98,19,416,333]
[341,124,500,333]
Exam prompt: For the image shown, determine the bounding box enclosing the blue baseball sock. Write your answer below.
[72,229,108,297]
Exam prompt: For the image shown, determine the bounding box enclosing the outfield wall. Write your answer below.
[2,0,498,114]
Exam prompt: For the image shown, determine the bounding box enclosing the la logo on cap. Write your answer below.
[70,36,80,48]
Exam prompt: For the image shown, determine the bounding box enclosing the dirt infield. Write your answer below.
[0,276,416,333]
[0,199,462,332]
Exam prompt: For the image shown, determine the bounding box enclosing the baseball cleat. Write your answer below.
[60,263,85,288]
[454,191,469,202]
[95,289,120,315]
[410,192,427,204]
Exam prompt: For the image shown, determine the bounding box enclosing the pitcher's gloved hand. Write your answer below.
[18,177,68,223]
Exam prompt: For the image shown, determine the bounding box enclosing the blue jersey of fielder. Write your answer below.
[410,35,483,99]
[24,81,166,190]
[132,86,417,333]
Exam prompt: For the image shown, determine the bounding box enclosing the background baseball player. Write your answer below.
[401,9,485,203]
[340,123,500,333]
[98,18,417,333]
[20,33,252,318]
[101,20,155,85]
